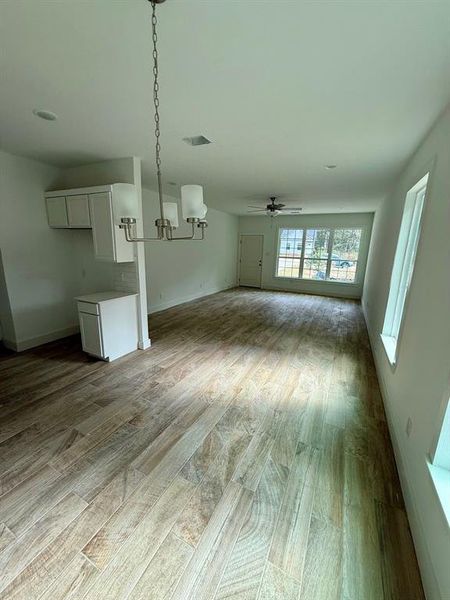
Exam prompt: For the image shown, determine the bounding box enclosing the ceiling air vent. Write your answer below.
[183,135,211,146]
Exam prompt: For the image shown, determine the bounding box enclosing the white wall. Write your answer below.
[239,212,373,299]
[0,249,16,343]
[142,188,239,313]
[0,151,114,349]
[362,105,450,599]
[0,152,234,348]
[56,156,150,349]
[55,157,137,189]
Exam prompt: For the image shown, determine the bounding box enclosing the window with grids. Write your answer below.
[276,227,362,283]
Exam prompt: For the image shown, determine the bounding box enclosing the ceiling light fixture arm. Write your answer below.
[120,218,163,241]
[120,217,208,242]
[166,218,208,241]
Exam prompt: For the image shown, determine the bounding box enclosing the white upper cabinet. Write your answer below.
[46,196,68,228]
[45,183,137,263]
[89,192,116,261]
[66,194,91,228]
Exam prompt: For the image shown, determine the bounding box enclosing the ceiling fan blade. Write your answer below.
[282,207,303,211]
[247,205,265,209]
[247,209,266,213]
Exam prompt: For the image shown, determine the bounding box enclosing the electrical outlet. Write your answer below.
[406,417,413,438]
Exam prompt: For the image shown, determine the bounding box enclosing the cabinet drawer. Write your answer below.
[77,301,99,315]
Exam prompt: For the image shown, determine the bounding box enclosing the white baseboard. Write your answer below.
[148,283,237,314]
[138,338,151,350]
[262,284,360,300]
[6,325,80,352]
[361,303,440,600]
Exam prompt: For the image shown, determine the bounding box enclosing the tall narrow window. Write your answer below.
[381,173,429,365]
[428,391,450,526]
[277,228,303,278]
[330,228,362,282]
[303,229,330,280]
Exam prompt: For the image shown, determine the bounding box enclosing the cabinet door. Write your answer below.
[67,195,91,228]
[89,192,115,261]
[46,197,68,228]
[79,312,103,357]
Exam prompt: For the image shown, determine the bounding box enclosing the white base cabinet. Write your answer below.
[76,292,138,361]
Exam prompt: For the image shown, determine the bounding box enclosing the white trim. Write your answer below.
[362,302,441,599]
[138,338,152,350]
[381,173,429,365]
[380,333,397,367]
[5,325,80,352]
[427,461,450,528]
[148,283,236,315]
[430,379,450,470]
[45,184,115,197]
[261,284,360,300]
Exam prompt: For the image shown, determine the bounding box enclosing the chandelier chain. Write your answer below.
[118,1,208,242]
[151,2,162,180]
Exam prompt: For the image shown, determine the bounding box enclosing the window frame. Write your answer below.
[380,173,429,367]
[427,377,450,527]
[274,225,364,285]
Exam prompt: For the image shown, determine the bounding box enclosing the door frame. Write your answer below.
[239,234,264,288]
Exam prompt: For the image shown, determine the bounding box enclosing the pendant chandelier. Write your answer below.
[121,0,208,242]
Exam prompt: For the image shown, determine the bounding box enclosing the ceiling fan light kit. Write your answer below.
[120,0,208,243]
[248,196,303,217]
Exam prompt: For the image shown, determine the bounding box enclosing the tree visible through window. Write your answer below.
[276,227,362,283]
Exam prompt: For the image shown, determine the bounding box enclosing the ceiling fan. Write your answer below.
[247,196,303,217]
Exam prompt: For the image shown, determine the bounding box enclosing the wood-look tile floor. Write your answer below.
[0,289,424,600]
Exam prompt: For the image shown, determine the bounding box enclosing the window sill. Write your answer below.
[380,333,397,367]
[273,276,358,286]
[427,461,450,528]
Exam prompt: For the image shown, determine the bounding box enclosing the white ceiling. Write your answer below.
[1,0,450,215]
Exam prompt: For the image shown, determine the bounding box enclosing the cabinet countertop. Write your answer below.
[75,291,138,304]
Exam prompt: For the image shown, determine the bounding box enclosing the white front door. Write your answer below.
[239,235,263,288]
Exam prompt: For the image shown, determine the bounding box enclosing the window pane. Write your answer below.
[329,228,362,282]
[329,260,358,282]
[302,259,328,280]
[304,229,330,259]
[277,258,300,278]
[277,228,303,278]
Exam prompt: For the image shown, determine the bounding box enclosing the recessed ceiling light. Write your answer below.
[183,135,211,146]
[33,109,58,121]
[324,164,337,170]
